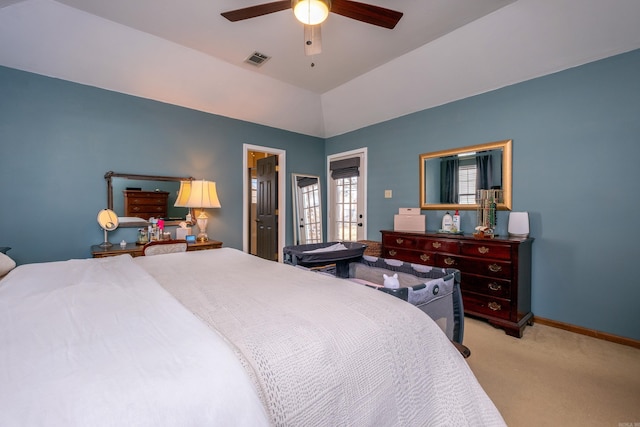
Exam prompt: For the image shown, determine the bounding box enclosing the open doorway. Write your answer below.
[243,144,286,261]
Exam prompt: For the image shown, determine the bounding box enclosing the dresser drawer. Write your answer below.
[126,196,168,206]
[461,273,511,299]
[460,242,511,260]
[435,254,461,269]
[382,248,436,265]
[418,238,459,254]
[128,204,166,213]
[382,234,420,250]
[459,258,512,280]
[463,293,511,320]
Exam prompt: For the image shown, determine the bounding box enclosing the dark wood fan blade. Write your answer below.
[331,0,403,29]
[221,1,291,22]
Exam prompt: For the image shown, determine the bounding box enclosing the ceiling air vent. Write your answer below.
[245,51,271,67]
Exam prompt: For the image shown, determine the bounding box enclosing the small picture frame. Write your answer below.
[185,235,196,243]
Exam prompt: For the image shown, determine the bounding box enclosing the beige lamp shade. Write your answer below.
[293,0,329,25]
[174,179,220,242]
[175,180,221,209]
[174,180,193,207]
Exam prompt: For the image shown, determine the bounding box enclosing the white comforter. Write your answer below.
[135,248,506,427]
[0,255,269,427]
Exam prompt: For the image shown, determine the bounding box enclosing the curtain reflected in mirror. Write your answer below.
[440,157,459,203]
[439,151,499,204]
[291,173,323,245]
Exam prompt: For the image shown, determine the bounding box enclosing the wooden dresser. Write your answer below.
[91,240,222,258]
[123,190,169,220]
[381,230,533,337]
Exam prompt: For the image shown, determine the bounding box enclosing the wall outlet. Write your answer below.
[384,190,392,198]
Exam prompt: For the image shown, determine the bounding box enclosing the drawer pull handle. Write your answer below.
[444,257,455,266]
[432,242,442,249]
[488,264,502,273]
[488,282,502,291]
[488,302,501,311]
[396,238,403,244]
[420,254,430,262]
[478,246,489,254]
[389,250,397,256]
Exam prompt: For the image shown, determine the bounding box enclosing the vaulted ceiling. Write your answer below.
[1,0,639,137]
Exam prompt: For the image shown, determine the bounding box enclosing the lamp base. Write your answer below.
[196,214,209,242]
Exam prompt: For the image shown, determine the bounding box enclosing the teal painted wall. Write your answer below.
[2,49,639,340]
[0,66,325,264]
[326,49,640,340]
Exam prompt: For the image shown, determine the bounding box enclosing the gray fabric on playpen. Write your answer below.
[348,256,464,344]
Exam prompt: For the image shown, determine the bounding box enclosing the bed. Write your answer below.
[0,248,505,426]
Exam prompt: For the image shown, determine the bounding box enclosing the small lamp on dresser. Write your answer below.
[175,179,221,242]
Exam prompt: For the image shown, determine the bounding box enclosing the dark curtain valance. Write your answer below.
[296,176,318,188]
[330,157,360,179]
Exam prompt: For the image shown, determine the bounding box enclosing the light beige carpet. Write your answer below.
[464,317,640,427]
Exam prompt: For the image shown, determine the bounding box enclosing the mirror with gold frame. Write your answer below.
[419,139,512,210]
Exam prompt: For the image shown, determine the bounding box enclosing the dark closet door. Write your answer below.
[256,155,278,261]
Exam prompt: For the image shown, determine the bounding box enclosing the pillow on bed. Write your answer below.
[0,252,16,278]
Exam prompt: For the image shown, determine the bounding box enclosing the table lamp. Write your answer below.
[175,179,221,242]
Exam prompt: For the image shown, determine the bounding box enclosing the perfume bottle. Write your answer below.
[442,212,453,232]
[452,210,461,232]
[137,228,148,244]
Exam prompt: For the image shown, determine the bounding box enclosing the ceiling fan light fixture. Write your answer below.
[293,0,329,25]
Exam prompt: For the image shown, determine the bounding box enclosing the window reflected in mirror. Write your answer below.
[437,149,503,204]
[292,174,323,245]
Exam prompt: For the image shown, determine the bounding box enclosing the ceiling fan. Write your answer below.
[221,0,403,56]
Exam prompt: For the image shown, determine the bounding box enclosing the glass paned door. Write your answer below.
[328,149,366,242]
[335,177,360,241]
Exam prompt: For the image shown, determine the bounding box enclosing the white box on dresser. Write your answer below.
[394,207,426,232]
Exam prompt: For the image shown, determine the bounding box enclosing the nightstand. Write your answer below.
[91,240,222,258]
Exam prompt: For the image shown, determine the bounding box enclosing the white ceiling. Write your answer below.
[52,0,517,94]
[1,0,640,138]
